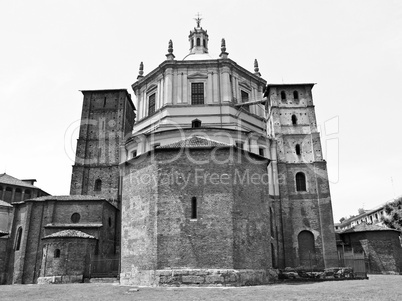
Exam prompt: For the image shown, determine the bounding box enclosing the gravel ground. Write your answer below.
[1,275,401,301]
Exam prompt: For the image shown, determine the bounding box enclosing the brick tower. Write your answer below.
[265,84,337,268]
[70,89,136,204]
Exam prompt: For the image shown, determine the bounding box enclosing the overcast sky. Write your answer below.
[1,0,401,221]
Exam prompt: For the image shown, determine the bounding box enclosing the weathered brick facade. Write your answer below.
[5,196,117,284]
[265,84,338,269]
[70,89,136,203]
[120,148,272,285]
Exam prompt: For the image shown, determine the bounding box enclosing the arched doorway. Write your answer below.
[298,230,315,266]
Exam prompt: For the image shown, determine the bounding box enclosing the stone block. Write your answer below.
[205,274,223,283]
[182,275,204,284]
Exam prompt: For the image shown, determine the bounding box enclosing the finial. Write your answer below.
[166,39,175,60]
[194,12,202,28]
[219,38,229,59]
[137,62,144,79]
[221,38,226,52]
[254,59,261,76]
[168,39,173,54]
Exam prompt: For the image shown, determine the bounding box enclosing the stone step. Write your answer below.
[86,278,119,284]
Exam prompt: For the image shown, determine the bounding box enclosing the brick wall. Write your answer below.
[120,147,272,285]
[342,231,402,274]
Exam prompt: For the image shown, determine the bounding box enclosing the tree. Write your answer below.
[383,197,402,230]
[358,208,365,215]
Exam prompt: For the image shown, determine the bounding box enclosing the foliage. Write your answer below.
[383,197,402,230]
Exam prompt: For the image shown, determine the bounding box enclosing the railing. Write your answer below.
[89,256,119,278]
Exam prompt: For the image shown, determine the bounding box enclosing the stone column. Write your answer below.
[220,67,231,103]
[164,68,173,105]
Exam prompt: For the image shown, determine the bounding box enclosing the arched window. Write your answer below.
[71,212,81,223]
[94,179,102,191]
[15,227,23,251]
[295,172,307,191]
[196,38,200,46]
[293,90,299,100]
[5,187,13,202]
[295,144,301,156]
[191,197,197,219]
[54,249,61,258]
[192,119,201,128]
[298,230,315,265]
[291,114,297,125]
[280,91,286,101]
[15,188,22,202]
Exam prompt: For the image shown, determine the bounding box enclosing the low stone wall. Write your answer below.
[37,275,83,284]
[120,269,278,286]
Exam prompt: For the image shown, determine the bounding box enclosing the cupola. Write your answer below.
[188,14,209,55]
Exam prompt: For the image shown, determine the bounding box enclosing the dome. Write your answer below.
[182,52,214,61]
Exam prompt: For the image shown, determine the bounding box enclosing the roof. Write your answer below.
[43,230,96,239]
[31,195,108,202]
[158,136,232,149]
[341,223,400,234]
[267,83,316,87]
[183,53,214,61]
[0,200,13,208]
[0,173,37,189]
[79,89,136,111]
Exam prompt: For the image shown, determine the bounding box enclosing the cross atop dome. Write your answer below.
[194,12,202,28]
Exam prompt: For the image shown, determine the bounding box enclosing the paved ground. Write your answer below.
[1,275,401,301]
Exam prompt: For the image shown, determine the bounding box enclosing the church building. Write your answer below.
[2,18,337,286]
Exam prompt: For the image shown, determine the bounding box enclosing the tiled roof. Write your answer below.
[43,230,96,239]
[0,173,37,189]
[31,195,107,202]
[158,136,232,149]
[341,223,400,233]
[0,200,13,207]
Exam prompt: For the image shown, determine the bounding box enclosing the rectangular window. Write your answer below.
[259,147,264,156]
[132,150,137,158]
[191,83,204,105]
[241,90,249,111]
[148,93,156,116]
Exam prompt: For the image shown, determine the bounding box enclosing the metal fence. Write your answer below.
[89,256,119,278]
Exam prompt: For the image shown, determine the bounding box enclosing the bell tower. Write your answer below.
[265,84,337,268]
[69,89,136,204]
